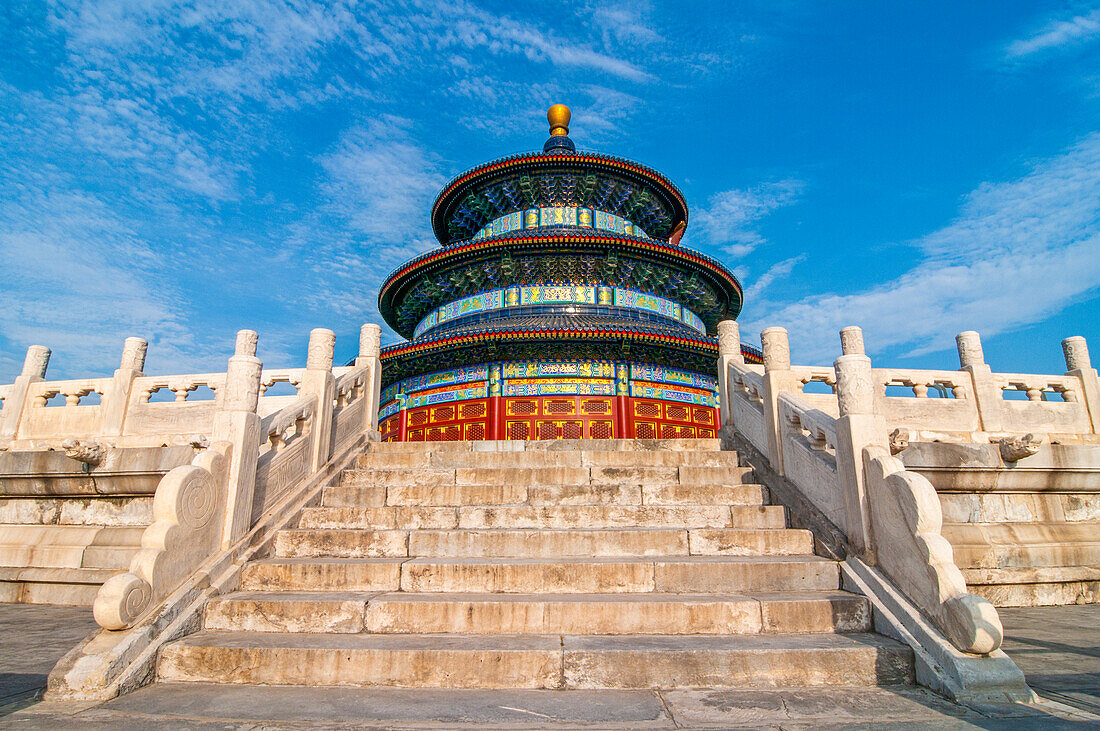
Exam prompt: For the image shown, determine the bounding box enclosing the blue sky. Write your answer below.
[1,1,1097,379]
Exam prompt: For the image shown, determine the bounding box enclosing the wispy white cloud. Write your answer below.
[689,179,803,257]
[1005,8,1100,60]
[743,255,805,302]
[745,134,1100,362]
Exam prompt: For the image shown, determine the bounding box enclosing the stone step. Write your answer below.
[298,505,786,531]
[363,438,724,454]
[357,450,744,470]
[0,524,144,569]
[158,630,913,688]
[241,558,405,592]
[274,528,814,559]
[321,482,767,508]
[0,565,120,605]
[241,556,841,594]
[339,466,754,488]
[204,591,871,635]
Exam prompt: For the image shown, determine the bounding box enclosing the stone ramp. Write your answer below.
[153,439,917,691]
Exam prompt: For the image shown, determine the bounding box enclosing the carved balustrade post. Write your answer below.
[213,330,263,549]
[717,320,744,429]
[833,337,887,559]
[956,331,1002,433]
[356,323,383,439]
[101,337,148,437]
[300,328,337,471]
[840,326,865,356]
[1063,336,1100,434]
[760,327,801,474]
[0,345,51,441]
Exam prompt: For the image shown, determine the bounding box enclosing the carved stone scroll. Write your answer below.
[864,445,1003,655]
[93,442,230,630]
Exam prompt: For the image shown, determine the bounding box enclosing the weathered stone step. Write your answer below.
[298,505,786,530]
[158,631,913,688]
[363,438,723,454]
[0,524,144,569]
[321,482,767,508]
[241,557,405,592]
[275,527,814,559]
[204,591,870,635]
[339,466,753,488]
[0,565,121,605]
[241,555,841,594]
[357,450,744,470]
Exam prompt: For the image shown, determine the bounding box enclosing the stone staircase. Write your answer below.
[156,439,915,689]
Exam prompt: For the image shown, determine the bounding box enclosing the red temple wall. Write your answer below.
[379,394,717,442]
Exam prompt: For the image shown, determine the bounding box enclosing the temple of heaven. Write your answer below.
[376,104,762,442]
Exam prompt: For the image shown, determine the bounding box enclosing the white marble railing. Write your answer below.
[0,325,383,634]
[717,322,1100,661]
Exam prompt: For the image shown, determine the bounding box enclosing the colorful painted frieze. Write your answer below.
[381,364,489,404]
[520,285,596,305]
[407,383,488,408]
[441,289,504,322]
[630,364,718,390]
[630,381,717,406]
[503,378,614,396]
[682,309,706,333]
[501,361,615,379]
[412,284,707,338]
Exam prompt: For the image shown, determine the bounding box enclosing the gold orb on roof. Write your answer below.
[547,104,571,136]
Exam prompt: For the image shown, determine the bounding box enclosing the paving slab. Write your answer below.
[0,602,97,708]
[999,603,1100,716]
[3,684,1093,729]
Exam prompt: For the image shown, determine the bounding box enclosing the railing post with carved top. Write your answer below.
[717,320,744,429]
[833,328,886,559]
[214,330,263,549]
[1063,336,1100,434]
[101,337,148,437]
[760,327,801,474]
[0,345,51,441]
[356,323,383,439]
[300,328,337,469]
[956,331,1002,433]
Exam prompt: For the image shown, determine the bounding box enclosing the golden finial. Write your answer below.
[547,104,571,136]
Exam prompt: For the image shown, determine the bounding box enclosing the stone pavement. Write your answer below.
[0,603,98,709]
[999,604,1100,716]
[1,602,1098,729]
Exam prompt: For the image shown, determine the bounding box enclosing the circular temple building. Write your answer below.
[376,105,762,442]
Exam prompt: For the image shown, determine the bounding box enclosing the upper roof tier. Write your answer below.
[430,105,689,246]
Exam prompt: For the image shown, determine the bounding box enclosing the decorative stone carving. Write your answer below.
[359,323,382,360]
[222,331,263,412]
[889,428,910,455]
[994,433,1041,463]
[834,355,875,417]
[21,345,51,378]
[955,331,985,368]
[235,329,258,357]
[1062,336,1091,372]
[306,328,336,371]
[840,326,865,356]
[717,320,743,361]
[60,438,105,467]
[120,337,148,372]
[760,327,790,371]
[93,442,230,630]
[864,445,1003,655]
